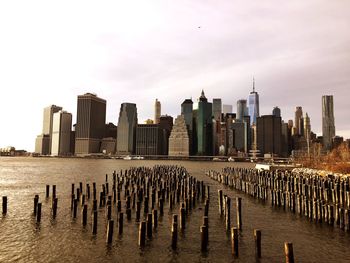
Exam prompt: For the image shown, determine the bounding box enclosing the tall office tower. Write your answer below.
[194,90,212,155]
[51,111,72,156]
[43,105,63,153]
[35,134,50,155]
[154,99,161,124]
[294,106,303,136]
[237,99,248,121]
[159,115,174,155]
[304,113,311,140]
[281,121,290,157]
[116,103,138,155]
[212,98,222,121]
[168,115,190,156]
[272,107,281,118]
[256,115,282,156]
[181,98,194,154]
[136,124,162,155]
[222,104,233,114]
[248,79,259,125]
[322,95,335,151]
[75,93,106,155]
[288,120,293,129]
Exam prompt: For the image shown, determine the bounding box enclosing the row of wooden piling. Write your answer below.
[207,167,350,232]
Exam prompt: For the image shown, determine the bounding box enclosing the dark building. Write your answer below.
[136,124,162,155]
[181,98,194,154]
[332,136,344,149]
[272,107,281,118]
[159,115,173,155]
[256,115,282,156]
[193,90,212,155]
[116,103,138,155]
[105,122,117,138]
[75,93,106,155]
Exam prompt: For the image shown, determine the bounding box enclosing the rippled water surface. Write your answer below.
[0,157,349,263]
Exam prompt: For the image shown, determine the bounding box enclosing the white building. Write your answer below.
[51,111,72,156]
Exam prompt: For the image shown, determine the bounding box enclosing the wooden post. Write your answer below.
[126,208,131,221]
[107,205,112,221]
[254,229,261,258]
[201,225,208,251]
[218,190,223,215]
[226,197,231,232]
[34,195,39,215]
[159,198,164,216]
[106,219,114,244]
[136,201,141,222]
[152,209,158,229]
[147,213,153,239]
[92,210,98,234]
[2,196,7,215]
[171,220,178,249]
[36,203,42,223]
[82,204,87,226]
[231,227,238,256]
[52,185,56,199]
[52,197,58,218]
[46,185,50,198]
[284,242,294,263]
[138,221,146,247]
[73,199,78,218]
[118,212,124,235]
[180,207,186,230]
[236,197,242,230]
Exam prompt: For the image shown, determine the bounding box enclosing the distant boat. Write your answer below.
[123,155,132,160]
[228,157,235,162]
[134,156,144,160]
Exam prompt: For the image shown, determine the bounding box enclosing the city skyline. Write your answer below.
[0,1,349,151]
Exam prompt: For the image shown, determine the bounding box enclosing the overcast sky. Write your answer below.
[0,0,349,151]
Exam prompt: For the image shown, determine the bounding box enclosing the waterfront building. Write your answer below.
[237,99,248,121]
[154,99,161,124]
[248,79,259,125]
[159,115,174,155]
[322,95,335,151]
[136,124,162,155]
[35,134,50,155]
[42,105,62,154]
[100,137,116,155]
[294,106,303,136]
[51,111,72,156]
[193,90,213,155]
[222,104,233,114]
[168,115,190,156]
[272,107,281,118]
[75,93,106,155]
[212,98,222,121]
[256,115,282,156]
[116,103,138,155]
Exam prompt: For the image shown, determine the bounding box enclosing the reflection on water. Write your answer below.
[0,157,349,262]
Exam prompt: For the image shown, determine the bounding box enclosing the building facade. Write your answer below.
[256,115,282,156]
[116,103,138,155]
[51,111,72,156]
[322,95,335,151]
[168,115,190,156]
[75,93,106,155]
[237,99,248,121]
[136,124,162,155]
[42,105,62,154]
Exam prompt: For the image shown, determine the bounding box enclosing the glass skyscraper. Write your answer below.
[248,79,259,125]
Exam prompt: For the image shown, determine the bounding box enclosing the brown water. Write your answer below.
[0,157,349,263]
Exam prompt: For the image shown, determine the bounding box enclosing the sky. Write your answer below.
[0,0,349,151]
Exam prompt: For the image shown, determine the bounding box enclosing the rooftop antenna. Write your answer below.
[253,77,255,92]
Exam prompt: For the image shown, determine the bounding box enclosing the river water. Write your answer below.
[0,157,349,262]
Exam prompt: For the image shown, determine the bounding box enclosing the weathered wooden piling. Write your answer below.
[92,210,98,234]
[36,203,42,223]
[284,242,294,263]
[254,229,262,258]
[236,197,242,230]
[200,225,208,252]
[2,196,7,215]
[180,207,186,230]
[82,204,87,226]
[73,199,78,218]
[147,213,153,239]
[171,219,178,249]
[106,219,114,244]
[218,190,223,216]
[152,209,158,229]
[225,197,231,232]
[52,197,58,218]
[231,227,238,256]
[52,185,56,199]
[46,185,50,198]
[138,221,146,247]
[118,212,124,235]
[136,201,141,222]
[34,195,39,215]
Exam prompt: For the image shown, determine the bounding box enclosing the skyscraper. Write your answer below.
[136,124,162,155]
[256,115,282,156]
[75,93,106,155]
[304,113,311,140]
[51,111,72,156]
[237,99,248,121]
[222,104,233,114]
[322,95,335,151]
[193,90,212,155]
[248,79,259,125]
[154,99,161,124]
[272,107,281,118]
[43,105,62,153]
[168,115,190,156]
[212,98,222,121]
[294,106,303,136]
[181,98,194,154]
[116,103,138,155]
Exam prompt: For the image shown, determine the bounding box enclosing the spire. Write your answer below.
[253,77,255,92]
[199,89,207,102]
